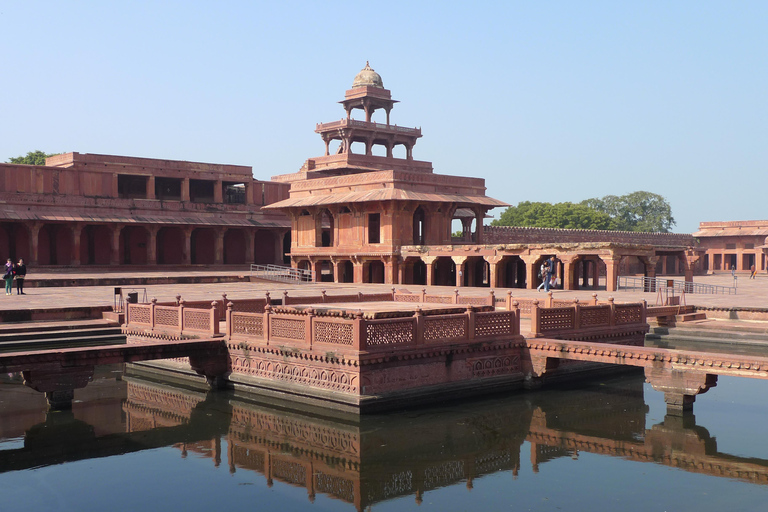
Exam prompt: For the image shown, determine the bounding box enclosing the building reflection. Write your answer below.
[1,367,768,510]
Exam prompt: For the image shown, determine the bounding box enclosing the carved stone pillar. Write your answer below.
[602,255,621,292]
[214,229,225,265]
[423,256,437,287]
[147,226,159,265]
[183,227,193,265]
[560,255,578,291]
[29,222,42,266]
[452,256,467,287]
[245,230,255,264]
[71,224,83,266]
[111,226,122,266]
[520,254,540,290]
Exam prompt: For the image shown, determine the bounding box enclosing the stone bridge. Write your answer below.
[525,338,768,413]
[0,339,228,409]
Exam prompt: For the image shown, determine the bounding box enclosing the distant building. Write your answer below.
[693,221,768,273]
[0,152,290,266]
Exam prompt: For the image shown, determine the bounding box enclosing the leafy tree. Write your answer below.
[6,150,59,166]
[582,191,675,233]
[491,201,616,230]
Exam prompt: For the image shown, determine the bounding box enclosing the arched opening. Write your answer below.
[365,260,385,284]
[339,260,354,283]
[157,227,184,264]
[318,210,334,248]
[80,225,112,264]
[224,229,246,264]
[37,224,72,265]
[191,228,215,264]
[119,226,148,265]
[0,223,30,263]
[254,230,277,264]
[498,256,526,288]
[412,206,427,245]
[463,257,489,287]
[317,260,334,282]
[433,257,456,287]
[573,256,602,290]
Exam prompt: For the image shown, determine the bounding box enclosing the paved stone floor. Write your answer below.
[0,269,762,312]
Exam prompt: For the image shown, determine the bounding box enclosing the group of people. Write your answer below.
[3,258,26,296]
[536,255,558,292]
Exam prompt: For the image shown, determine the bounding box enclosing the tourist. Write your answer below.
[3,259,14,296]
[750,264,756,279]
[14,259,26,294]
[537,262,548,291]
[545,256,556,292]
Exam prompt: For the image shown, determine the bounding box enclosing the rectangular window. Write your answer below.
[368,213,381,244]
[725,243,736,250]
[745,243,755,249]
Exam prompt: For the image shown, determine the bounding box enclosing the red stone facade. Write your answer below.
[0,152,290,267]
[693,220,768,273]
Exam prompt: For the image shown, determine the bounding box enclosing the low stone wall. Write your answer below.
[693,306,768,322]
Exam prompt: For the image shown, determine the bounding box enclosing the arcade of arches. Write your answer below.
[294,247,700,292]
[0,222,288,267]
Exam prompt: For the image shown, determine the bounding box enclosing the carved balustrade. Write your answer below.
[125,298,220,338]
[528,297,646,338]
[227,303,520,352]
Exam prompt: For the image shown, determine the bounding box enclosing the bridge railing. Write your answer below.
[226,303,520,352]
[393,289,496,307]
[125,299,220,338]
[250,264,315,284]
[529,298,646,338]
[617,276,736,295]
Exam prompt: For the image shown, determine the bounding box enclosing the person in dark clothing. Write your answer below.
[14,259,26,295]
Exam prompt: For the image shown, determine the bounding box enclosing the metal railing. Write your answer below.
[617,276,736,295]
[250,264,315,284]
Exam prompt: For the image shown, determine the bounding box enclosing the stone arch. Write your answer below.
[157,227,184,264]
[80,225,112,265]
[433,257,456,287]
[365,260,385,284]
[403,256,427,285]
[318,209,334,248]
[463,256,489,287]
[119,226,148,265]
[38,224,73,265]
[224,229,246,264]
[338,260,354,283]
[253,230,277,265]
[498,255,526,288]
[191,228,215,264]
[0,223,30,263]
[317,260,334,282]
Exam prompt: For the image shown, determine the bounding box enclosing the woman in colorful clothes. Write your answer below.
[3,259,14,296]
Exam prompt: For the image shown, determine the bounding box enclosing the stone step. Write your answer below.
[0,326,123,343]
[647,324,768,346]
[679,312,707,322]
[0,319,119,335]
[0,332,127,353]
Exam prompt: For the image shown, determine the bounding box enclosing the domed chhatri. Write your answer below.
[352,61,383,89]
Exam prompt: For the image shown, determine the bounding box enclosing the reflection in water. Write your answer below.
[2,366,768,511]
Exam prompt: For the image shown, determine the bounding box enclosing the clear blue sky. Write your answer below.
[1,1,766,233]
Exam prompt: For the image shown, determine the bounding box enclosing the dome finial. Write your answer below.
[352,62,383,88]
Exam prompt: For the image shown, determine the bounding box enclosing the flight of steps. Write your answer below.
[0,319,126,353]
[647,319,768,350]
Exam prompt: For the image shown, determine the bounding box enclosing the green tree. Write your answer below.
[491,201,616,230]
[582,191,675,233]
[6,150,59,166]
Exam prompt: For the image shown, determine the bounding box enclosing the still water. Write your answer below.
[2,365,768,512]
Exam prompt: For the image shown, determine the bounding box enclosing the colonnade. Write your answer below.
[294,251,697,292]
[0,221,288,267]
